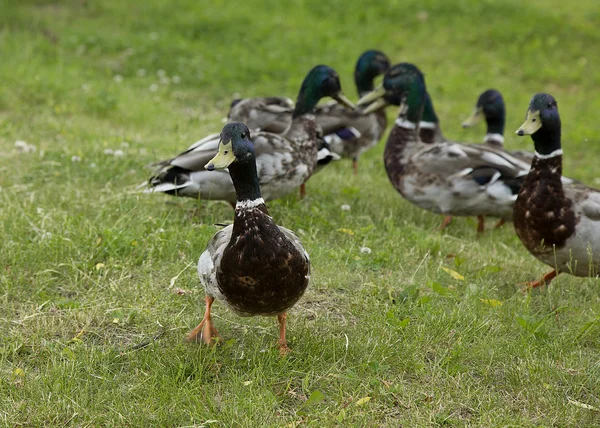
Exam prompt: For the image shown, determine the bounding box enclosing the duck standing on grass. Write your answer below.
[356,63,530,232]
[228,50,391,174]
[146,65,353,203]
[188,123,310,354]
[513,93,600,287]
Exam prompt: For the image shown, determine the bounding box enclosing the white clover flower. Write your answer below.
[113,149,125,157]
[172,75,181,84]
[159,76,170,85]
[103,148,114,155]
[120,141,129,148]
[71,155,82,162]
[137,68,147,77]
[81,83,90,92]
[149,32,159,40]
[340,204,351,211]
[15,140,36,153]
[156,69,167,77]
[138,148,148,155]
[360,247,372,254]
[113,75,124,83]
[89,162,97,168]
[149,83,159,92]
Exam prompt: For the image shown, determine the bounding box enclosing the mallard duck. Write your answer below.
[187,123,310,354]
[227,50,391,173]
[145,65,354,203]
[462,89,534,163]
[513,93,600,287]
[356,63,531,229]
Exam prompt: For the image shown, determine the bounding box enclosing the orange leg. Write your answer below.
[299,183,306,199]
[524,270,559,289]
[493,218,505,229]
[277,313,290,355]
[477,215,485,234]
[352,158,358,176]
[439,215,453,230]
[186,296,220,344]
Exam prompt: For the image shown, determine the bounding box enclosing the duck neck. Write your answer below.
[485,114,505,145]
[292,85,320,118]
[228,159,264,207]
[532,126,561,157]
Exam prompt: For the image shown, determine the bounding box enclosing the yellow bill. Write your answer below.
[516,109,541,135]
[361,97,390,114]
[462,108,483,128]
[205,140,236,170]
[332,93,356,110]
[356,85,387,107]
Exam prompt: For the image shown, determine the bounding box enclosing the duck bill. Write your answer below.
[332,93,356,110]
[356,85,387,107]
[515,110,541,136]
[205,141,236,170]
[462,108,483,128]
[361,97,390,114]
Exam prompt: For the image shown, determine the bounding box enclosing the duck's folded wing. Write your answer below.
[252,133,304,184]
[229,97,294,133]
[413,143,530,179]
[198,225,233,290]
[579,190,600,221]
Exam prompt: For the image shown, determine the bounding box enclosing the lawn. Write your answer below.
[1,0,600,426]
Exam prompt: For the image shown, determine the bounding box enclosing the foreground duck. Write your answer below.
[357,63,530,230]
[462,89,534,163]
[188,123,310,354]
[146,65,352,203]
[514,93,600,287]
[228,50,391,173]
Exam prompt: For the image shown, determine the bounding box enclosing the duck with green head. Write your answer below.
[356,62,531,230]
[188,122,310,354]
[145,65,351,203]
[462,89,534,164]
[513,93,600,287]
[227,50,391,174]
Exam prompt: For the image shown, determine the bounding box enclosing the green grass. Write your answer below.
[2,0,600,426]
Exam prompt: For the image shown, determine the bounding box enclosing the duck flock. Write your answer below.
[142,50,600,354]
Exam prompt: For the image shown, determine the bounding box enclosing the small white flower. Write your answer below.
[81,83,90,92]
[138,148,148,155]
[340,204,351,211]
[156,69,167,77]
[113,149,125,157]
[89,162,97,168]
[172,75,181,84]
[159,76,170,85]
[149,32,159,40]
[76,44,86,55]
[220,117,228,123]
[137,68,147,77]
[360,247,372,254]
[594,178,600,185]
[113,74,124,83]
[103,148,114,155]
[71,155,82,162]
[124,48,135,56]
[120,141,129,148]
[149,83,158,92]
[156,228,165,233]
[15,140,36,153]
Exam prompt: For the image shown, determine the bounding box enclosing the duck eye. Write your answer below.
[240,133,246,138]
[224,150,228,154]
[532,118,536,122]
[547,102,553,108]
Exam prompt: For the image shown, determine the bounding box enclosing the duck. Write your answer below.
[356,63,531,231]
[145,65,354,204]
[227,50,391,174]
[513,93,600,287]
[187,122,310,354]
[462,89,534,163]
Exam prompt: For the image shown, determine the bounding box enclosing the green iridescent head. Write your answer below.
[354,50,391,96]
[293,65,355,118]
[462,89,505,135]
[516,93,561,155]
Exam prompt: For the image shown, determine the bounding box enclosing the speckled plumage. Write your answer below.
[514,94,600,279]
[145,65,346,203]
[199,203,309,317]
